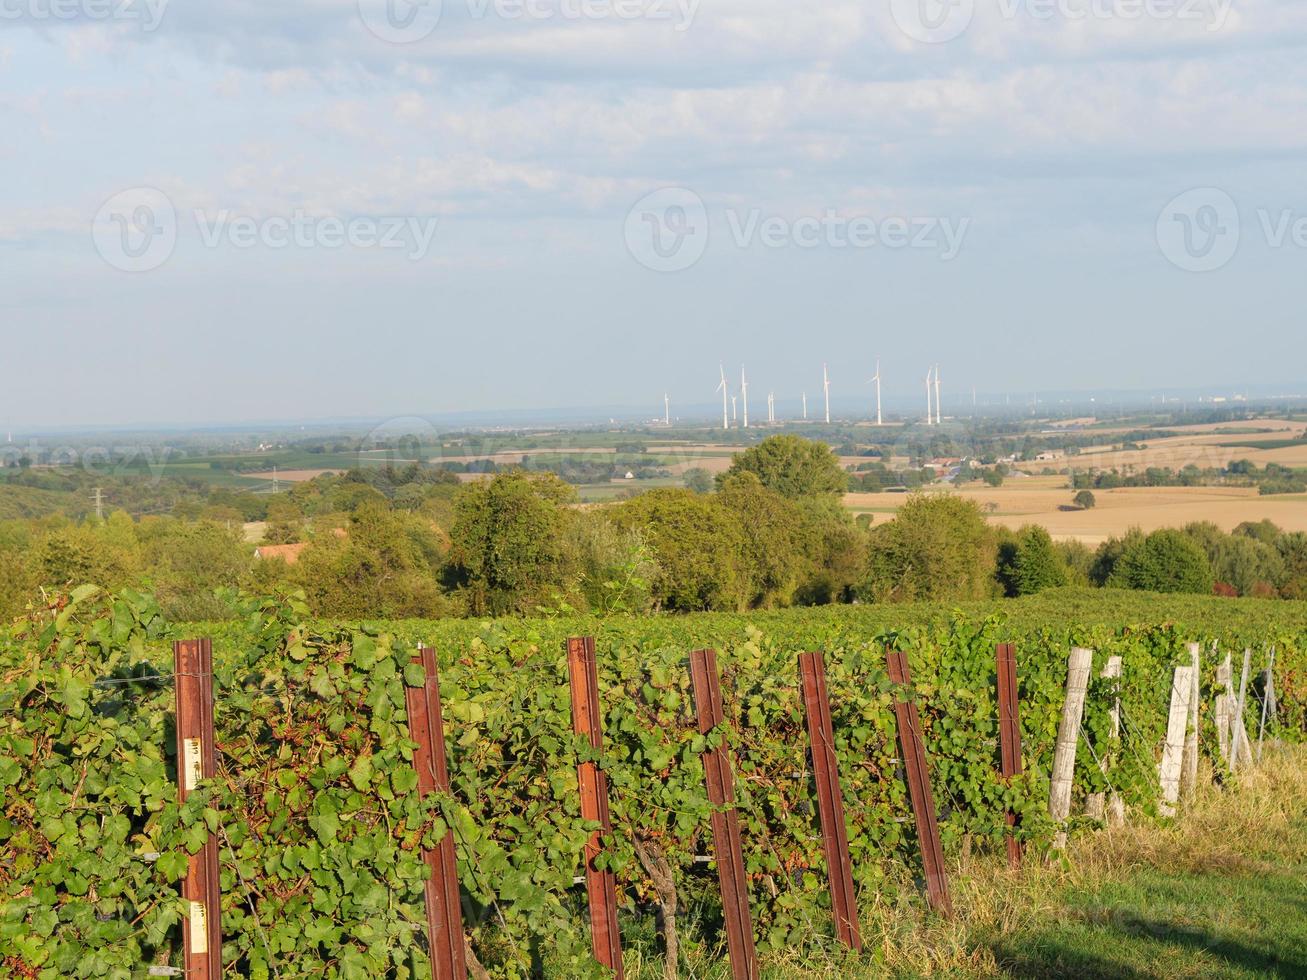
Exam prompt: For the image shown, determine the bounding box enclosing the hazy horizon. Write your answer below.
[3,1,1306,428]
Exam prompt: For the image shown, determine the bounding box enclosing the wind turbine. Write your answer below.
[925,367,934,425]
[866,360,883,426]
[934,365,942,425]
[767,392,776,423]
[740,366,750,428]
[664,393,670,426]
[716,366,729,431]
[731,395,738,423]
[823,364,831,424]
[802,392,808,420]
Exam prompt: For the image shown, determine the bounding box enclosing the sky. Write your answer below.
[1,0,1306,428]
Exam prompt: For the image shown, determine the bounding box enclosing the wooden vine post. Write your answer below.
[173,639,223,979]
[1180,643,1201,799]
[1049,647,1093,847]
[405,645,469,980]
[797,651,861,950]
[567,637,625,978]
[995,643,1024,869]
[886,649,953,916]
[1158,665,1195,817]
[1214,652,1234,767]
[1230,649,1253,769]
[689,649,760,980]
[1086,655,1123,824]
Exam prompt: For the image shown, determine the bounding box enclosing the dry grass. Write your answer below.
[626,745,1307,978]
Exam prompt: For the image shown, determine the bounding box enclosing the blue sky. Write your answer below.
[1,0,1305,427]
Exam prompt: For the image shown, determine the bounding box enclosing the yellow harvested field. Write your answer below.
[846,476,1307,546]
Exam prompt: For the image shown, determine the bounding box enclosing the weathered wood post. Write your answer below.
[1159,665,1195,817]
[1214,652,1233,767]
[1230,649,1253,770]
[1049,648,1093,847]
[1086,655,1123,825]
[1257,647,1277,762]
[1181,643,1201,799]
[174,639,223,980]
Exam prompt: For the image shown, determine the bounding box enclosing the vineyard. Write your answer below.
[1,587,1303,978]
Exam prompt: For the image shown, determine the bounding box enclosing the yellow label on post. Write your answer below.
[189,900,208,954]
[183,738,203,791]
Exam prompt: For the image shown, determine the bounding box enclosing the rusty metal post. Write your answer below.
[886,649,953,917]
[174,639,223,978]
[995,643,1024,870]
[406,645,468,980]
[567,637,625,978]
[689,649,760,980]
[797,651,861,951]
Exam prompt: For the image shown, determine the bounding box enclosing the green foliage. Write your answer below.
[1073,490,1096,510]
[1,588,1305,977]
[722,435,848,499]
[613,489,752,612]
[862,494,997,603]
[447,472,577,616]
[997,526,1069,598]
[1108,529,1214,595]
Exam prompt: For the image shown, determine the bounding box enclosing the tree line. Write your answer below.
[1,435,1304,622]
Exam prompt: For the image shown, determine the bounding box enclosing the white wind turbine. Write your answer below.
[934,365,942,425]
[866,360,883,426]
[924,367,934,425]
[731,395,738,422]
[716,366,729,431]
[823,364,831,424]
[664,393,670,426]
[767,392,776,423]
[740,366,750,428]
[802,392,808,421]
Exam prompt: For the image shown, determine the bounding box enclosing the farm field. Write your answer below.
[846,476,1307,545]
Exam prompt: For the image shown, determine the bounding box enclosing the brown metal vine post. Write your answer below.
[405,644,469,980]
[797,651,861,950]
[174,639,223,978]
[886,649,953,917]
[567,637,625,978]
[995,643,1024,869]
[689,649,760,980]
